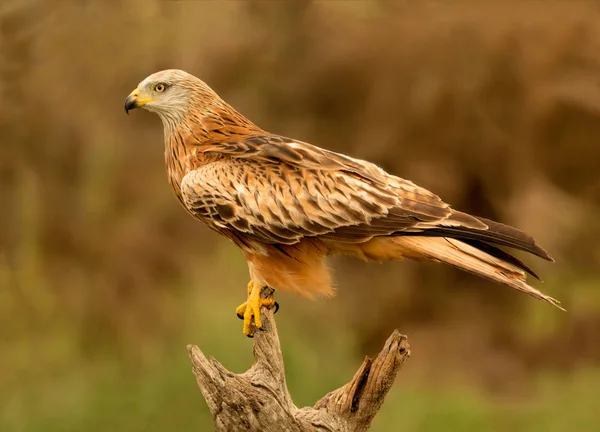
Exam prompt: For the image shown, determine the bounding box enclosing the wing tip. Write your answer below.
[532,242,555,262]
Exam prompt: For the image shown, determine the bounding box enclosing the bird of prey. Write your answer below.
[125,69,562,336]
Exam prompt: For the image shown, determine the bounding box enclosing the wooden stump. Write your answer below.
[188,288,410,431]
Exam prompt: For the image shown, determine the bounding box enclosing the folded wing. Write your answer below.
[180,134,559,308]
[181,134,483,245]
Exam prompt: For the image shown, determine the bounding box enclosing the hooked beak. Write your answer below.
[124,88,154,114]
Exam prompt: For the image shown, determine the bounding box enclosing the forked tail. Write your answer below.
[390,236,564,310]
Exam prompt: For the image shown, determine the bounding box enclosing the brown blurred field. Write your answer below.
[1,1,600,431]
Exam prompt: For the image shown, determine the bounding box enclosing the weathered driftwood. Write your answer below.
[188,287,410,432]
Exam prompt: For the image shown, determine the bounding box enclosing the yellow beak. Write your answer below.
[124,88,155,114]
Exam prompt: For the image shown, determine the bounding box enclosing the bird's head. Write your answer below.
[124,69,219,128]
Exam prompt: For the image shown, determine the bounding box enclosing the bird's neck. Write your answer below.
[163,102,262,202]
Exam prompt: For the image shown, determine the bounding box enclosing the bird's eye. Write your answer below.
[154,83,167,93]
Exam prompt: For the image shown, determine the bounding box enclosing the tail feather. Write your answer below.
[389,236,564,310]
[403,211,554,262]
[459,238,542,281]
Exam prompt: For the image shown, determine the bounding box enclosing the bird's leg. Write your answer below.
[235,281,278,337]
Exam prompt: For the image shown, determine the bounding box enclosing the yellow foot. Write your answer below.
[235,282,278,337]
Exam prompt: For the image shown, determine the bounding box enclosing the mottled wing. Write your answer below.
[180,134,484,245]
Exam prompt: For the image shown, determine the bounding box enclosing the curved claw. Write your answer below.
[235,282,278,336]
[235,303,247,320]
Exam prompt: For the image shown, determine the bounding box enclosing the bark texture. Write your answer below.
[188,288,410,432]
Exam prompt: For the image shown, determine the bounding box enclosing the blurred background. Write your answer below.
[1,1,599,431]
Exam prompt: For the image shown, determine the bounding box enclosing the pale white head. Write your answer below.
[124,69,219,129]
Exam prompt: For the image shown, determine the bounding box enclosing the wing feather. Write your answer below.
[181,134,461,245]
[180,133,552,264]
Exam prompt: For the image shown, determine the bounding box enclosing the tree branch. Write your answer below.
[188,287,410,431]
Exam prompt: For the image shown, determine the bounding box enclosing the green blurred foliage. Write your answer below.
[1,1,599,431]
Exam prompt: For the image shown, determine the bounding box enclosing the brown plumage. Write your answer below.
[124,69,562,334]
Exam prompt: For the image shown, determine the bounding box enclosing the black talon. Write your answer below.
[273,301,280,314]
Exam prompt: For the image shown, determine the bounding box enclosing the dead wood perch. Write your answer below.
[187,288,411,431]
